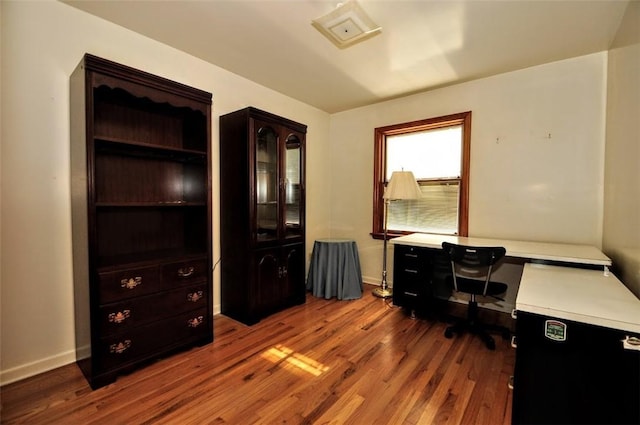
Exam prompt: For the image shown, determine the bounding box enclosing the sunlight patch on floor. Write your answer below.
[262,344,329,376]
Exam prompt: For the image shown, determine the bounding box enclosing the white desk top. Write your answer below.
[390,233,612,267]
[516,263,640,333]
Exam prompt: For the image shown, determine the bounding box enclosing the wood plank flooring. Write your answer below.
[1,290,515,424]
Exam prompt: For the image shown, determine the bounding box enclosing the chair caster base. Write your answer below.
[483,335,496,350]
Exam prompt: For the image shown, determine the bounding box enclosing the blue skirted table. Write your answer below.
[306,239,363,300]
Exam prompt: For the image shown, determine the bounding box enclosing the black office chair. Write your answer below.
[442,242,510,350]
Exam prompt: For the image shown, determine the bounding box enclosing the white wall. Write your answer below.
[0,0,622,386]
[604,1,640,297]
[0,0,332,385]
[330,53,608,286]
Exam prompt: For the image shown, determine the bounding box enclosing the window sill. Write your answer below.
[370,231,413,241]
[371,231,464,240]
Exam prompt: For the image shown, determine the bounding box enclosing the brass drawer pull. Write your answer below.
[108,309,131,324]
[177,266,195,278]
[120,276,142,289]
[187,316,204,328]
[109,340,131,354]
[187,291,204,302]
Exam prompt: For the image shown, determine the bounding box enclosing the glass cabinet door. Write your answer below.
[283,134,303,240]
[256,125,278,242]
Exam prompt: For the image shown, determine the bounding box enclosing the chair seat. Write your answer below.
[455,277,508,297]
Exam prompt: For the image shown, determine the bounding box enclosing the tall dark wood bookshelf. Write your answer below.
[70,54,213,389]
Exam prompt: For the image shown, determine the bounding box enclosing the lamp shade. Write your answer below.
[384,171,422,200]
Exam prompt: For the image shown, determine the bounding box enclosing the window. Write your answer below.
[372,111,471,238]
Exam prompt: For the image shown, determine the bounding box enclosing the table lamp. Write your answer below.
[373,170,422,298]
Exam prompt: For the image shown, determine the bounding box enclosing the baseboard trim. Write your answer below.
[2,309,223,387]
[0,349,77,387]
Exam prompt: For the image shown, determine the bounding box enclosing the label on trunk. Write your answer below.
[544,319,567,341]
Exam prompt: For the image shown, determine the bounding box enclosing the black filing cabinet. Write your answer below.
[392,244,451,313]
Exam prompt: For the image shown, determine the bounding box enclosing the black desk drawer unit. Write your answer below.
[392,244,451,312]
[393,245,430,309]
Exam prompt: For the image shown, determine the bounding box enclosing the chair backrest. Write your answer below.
[442,242,506,296]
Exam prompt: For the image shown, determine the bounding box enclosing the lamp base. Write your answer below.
[372,286,393,299]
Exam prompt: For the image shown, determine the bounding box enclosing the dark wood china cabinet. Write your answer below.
[219,107,306,325]
[70,54,213,389]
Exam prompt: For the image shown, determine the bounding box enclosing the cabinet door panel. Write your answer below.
[255,123,279,243]
[255,250,280,316]
[282,244,305,305]
[283,134,304,241]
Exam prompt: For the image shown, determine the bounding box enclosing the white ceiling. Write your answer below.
[63,0,630,113]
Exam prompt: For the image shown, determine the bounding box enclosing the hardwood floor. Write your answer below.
[1,289,515,424]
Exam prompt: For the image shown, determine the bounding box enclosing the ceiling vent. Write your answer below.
[312,1,382,49]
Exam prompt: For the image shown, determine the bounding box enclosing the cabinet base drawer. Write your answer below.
[99,265,161,303]
[99,283,208,335]
[162,257,208,288]
[97,307,210,371]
